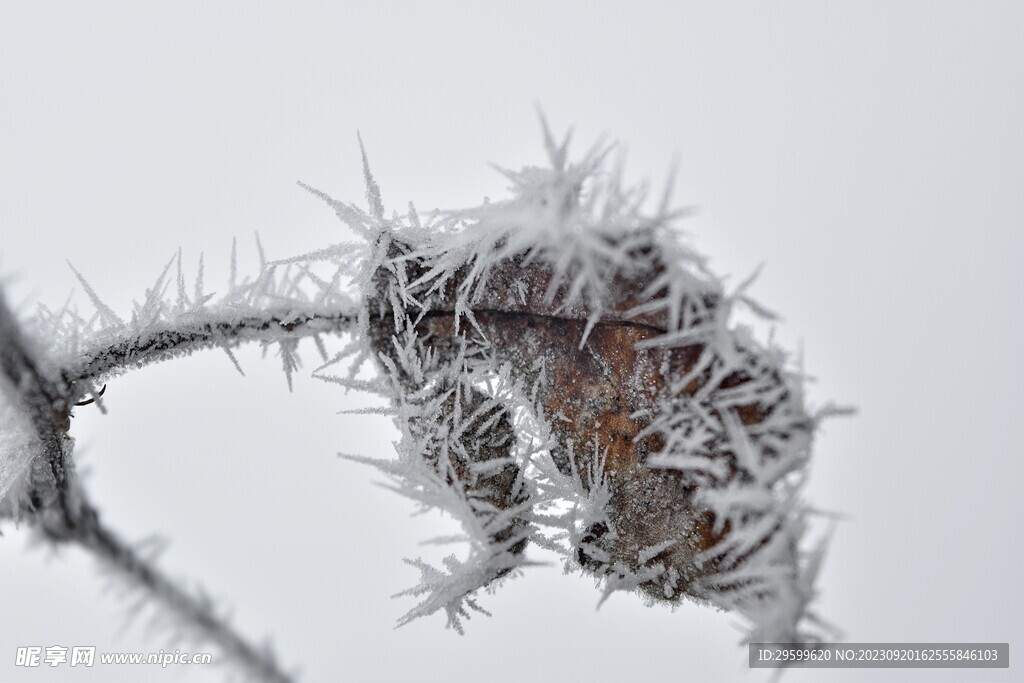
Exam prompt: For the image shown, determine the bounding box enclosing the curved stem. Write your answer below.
[49,489,295,683]
[0,290,359,683]
[65,307,356,390]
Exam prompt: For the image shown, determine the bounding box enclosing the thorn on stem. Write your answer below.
[74,384,107,407]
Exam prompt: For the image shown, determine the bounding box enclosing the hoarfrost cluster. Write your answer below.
[0,118,848,681]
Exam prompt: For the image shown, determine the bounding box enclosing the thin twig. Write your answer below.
[66,309,356,389]
[62,492,294,683]
[0,289,358,683]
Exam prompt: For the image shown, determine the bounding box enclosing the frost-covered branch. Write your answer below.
[1,116,852,679]
[0,290,67,431]
[32,247,361,396]
[0,289,77,526]
[65,308,355,389]
[0,285,304,682]
[63,492,294,683]
[0,249,359,682]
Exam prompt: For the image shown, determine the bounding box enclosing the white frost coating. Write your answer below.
[1,118,848,664]
[291,121,846,646]
[30,247,360,396]
[341,347,539,632]
[0,396,41,514]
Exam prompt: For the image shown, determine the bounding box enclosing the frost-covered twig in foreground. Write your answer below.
[0,256,359,681]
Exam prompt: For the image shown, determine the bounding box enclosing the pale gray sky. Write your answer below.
[1,2,1022,682]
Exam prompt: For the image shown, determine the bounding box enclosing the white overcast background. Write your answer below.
[1,3,1021,682]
